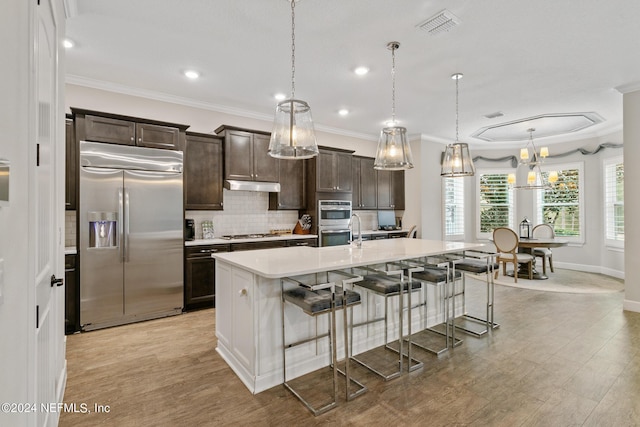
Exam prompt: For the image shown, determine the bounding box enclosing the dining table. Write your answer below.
[514,237,569,280]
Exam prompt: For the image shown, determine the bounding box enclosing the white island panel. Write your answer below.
[213,238,488,394]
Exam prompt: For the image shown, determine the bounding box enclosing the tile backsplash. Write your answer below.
[65,190,399,245]
[65,211,76,247]
[186,189,299,238]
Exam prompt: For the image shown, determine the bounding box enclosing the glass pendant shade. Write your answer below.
[374,126,413,170]
[441,143,475,177]
[269,98,318,159]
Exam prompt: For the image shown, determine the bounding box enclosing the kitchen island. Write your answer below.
[213,238,485,394]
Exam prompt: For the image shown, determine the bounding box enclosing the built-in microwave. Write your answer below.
[318,200,352,225]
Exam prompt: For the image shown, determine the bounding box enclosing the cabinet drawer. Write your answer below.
[231,241,287,251]
[185,244,231,258]
[84,115,136,145]
[64,254,76,270]
[286,238,317,247]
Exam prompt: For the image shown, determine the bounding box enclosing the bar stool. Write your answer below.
[349,264,423,380]
[450,251,500,337]
[394,259,463,354]
[280,273,366,416]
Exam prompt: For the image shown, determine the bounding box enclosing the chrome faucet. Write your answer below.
[350,213,362,248]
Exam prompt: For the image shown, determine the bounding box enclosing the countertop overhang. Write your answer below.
[212,238,487,278]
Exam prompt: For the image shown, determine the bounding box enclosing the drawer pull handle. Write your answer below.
[239,288,248,296]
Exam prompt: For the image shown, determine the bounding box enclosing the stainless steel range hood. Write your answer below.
[224,180,281,192]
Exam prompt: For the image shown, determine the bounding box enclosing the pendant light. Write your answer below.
[508,128,552,190]
[374,42,414,170]
[268,0,319,159]
[440,73,475,177]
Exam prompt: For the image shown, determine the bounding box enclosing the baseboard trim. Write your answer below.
[623,299,640,313]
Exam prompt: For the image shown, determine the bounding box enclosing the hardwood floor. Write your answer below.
[61,280,640,426]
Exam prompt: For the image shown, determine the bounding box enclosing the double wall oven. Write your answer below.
[317,200,352,247]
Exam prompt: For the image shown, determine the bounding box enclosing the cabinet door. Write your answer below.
[252,133,278,182]
[84,114,136,145]
[65,119,76,210]
[392,170,405,210]
[316,150,336,191]
[271,159,305,209]
[360,157,377,208]
[185,134,223,210]
[64,254,78,334]
[352,157,362,208]
[335,152,353,192]
[225,130,253,181]
[136,123,180,150]
[377,170,393,209]
[185,256,216,309]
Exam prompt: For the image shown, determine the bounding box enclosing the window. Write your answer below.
[443,177,464,240]
[476,170,514,239]
[604,156,624,247]
[535,162,584,243]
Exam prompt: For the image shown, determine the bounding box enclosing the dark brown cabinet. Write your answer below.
[65,254,79,334]
[71,108,188,151]
[352,156,377,210]
[185,244,230,310]
[184,132,224,210]
[314,147,353,193]
[230,240,288,251]
[65,118,76,211]
[269,159,306,210]
[376,169,405,210]
[216,126,278,182]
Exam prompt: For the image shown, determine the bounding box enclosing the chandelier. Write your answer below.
[508,128,557,189]
[441,73,475,177]
[268,0,319,159]
[374,42,414,170]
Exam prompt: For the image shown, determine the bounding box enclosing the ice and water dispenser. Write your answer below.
[88,212,118,248]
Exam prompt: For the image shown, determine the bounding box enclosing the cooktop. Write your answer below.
[220,234,280,240]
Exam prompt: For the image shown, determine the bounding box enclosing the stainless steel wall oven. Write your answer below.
[317,200,352,247]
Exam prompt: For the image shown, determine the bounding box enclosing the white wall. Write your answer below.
[1,1,37,425]
[623,89,640,311]
[470,132,624,277]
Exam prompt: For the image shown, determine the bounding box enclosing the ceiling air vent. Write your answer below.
[484,111,504,119]
[417,10,460,36]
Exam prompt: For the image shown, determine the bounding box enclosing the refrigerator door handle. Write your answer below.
[124,188,130,262]
[118,188,125,262]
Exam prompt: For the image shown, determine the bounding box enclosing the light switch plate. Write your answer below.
[0,258,4,306]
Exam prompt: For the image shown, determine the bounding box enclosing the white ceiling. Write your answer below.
[64,0,640,149]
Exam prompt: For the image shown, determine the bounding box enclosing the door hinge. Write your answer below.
[36,305,39,329]
[36,143,40,166]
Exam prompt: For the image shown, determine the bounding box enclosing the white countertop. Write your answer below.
[65,246,77,255]
[354,228,408,236]
[185,234,317,246]
[212,238,487,278]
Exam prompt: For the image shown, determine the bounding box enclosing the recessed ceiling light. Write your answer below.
[338,109,349,116]
[354,66,369,76]
[184,70,200,79]
[274,93,286,101]
[63,39,74,49]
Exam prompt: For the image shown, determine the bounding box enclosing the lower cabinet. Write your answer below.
[184,244,230,311]
[65,254,79,334]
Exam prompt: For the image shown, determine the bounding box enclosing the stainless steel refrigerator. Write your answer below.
[79,141,183,331]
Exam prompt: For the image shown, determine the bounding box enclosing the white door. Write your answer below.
[32,0,63,425]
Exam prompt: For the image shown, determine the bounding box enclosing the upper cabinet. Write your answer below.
[377,169,405,210]
[269,159,306,210]
[215,125,278,182]
[313,147,353,193]
[71,108,188,151]
[352,156,377,210]
[65,117,76,211]
[184,132,224,210]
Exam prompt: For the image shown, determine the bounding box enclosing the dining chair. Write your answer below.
[406,225,417,238]
[532,223,555,275]
[492,227,534,282]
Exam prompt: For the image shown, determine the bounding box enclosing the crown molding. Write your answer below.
[616,81,640,94]
[65,74,379,142]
